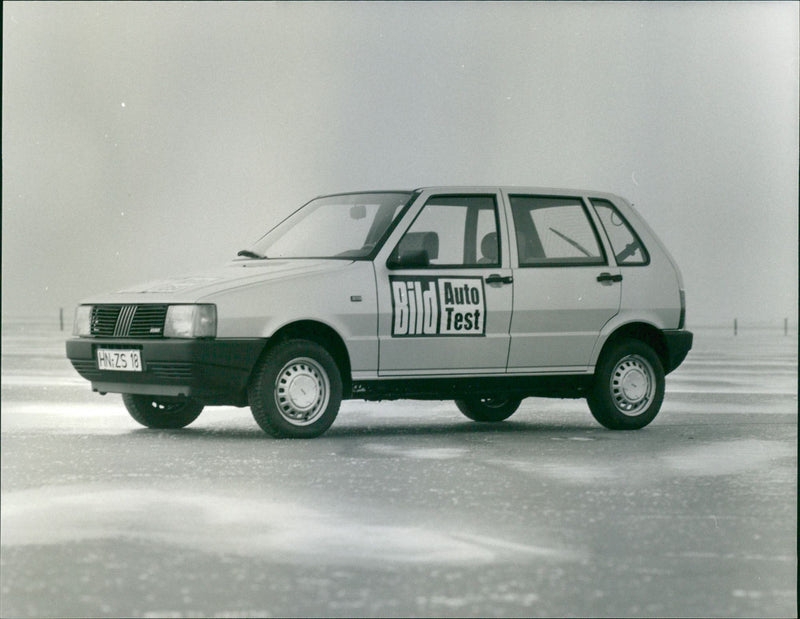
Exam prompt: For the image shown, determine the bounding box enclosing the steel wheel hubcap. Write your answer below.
[610,355,655,416]
[275,357,329,426]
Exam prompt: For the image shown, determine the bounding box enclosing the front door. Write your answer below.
[376,193,513,375]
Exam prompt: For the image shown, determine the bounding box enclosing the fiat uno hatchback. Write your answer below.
[67,187,693,438]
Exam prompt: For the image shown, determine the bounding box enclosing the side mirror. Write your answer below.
[388,231,438,269]
[387,249,430,269]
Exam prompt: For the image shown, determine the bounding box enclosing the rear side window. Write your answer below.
[590,199,650,266]
[509,196,606,267]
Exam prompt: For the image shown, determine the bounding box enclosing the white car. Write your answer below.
[67,186,693,438]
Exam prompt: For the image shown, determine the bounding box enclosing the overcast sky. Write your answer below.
[2,1,798,327]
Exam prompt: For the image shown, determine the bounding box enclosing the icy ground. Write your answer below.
[1,320,797,618]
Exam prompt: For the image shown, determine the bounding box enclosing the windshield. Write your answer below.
[245,192,415,259]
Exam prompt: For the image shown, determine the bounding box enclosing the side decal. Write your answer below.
[390,276,486,337]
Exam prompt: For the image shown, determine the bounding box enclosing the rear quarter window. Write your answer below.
[590,199,650,266]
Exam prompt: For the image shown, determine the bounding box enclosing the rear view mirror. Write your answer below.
[350,205,367,220]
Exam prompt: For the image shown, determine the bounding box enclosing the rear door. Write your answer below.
[503,192,621,371]
[375,192,514,375]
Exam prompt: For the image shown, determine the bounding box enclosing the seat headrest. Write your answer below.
[481,232,498,262]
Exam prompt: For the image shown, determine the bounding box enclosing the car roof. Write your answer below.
[415,185,622,199]
[316,187,626,203]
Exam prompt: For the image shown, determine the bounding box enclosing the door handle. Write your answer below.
[597,272,623,283]
[486,274,513,285]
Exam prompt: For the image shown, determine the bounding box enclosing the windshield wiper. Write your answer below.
[548,227,591,257]
[237,249,266,259]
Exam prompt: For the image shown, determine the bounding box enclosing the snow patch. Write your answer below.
[362,443,468,460]
[1,375,89,387]
[1,485,575,565]
[661,439,796,476]
[2,402,123,417]
[491,438,795,485]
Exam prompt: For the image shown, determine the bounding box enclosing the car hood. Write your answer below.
[83,259,354,305]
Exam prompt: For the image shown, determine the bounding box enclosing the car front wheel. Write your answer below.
[455,396,522,422]
[122,394,204,429]
[248,339,342,438]
[587,338,664,430]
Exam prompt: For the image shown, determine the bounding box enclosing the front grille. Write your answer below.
[91,305,168,338]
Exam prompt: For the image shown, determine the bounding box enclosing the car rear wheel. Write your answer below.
[248,339,342,438]
[587,338,664,430]
[122,394,204,429]
[455,396,522,422]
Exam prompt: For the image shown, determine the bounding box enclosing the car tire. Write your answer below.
[587,338,665,430]
[455,396,522,422]
[122,394,204,429]
[248,339,342,438]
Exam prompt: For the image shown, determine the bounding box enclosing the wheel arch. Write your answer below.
[596,322,669,373]
[256,320,353,397]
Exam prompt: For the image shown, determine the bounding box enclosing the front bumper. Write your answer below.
[66,337,268,405]
[662,329,693,374]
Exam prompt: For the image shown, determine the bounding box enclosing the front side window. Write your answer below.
[247,192,415,259]
[590,199,649,265]
[390,195,500,268]
[510,196,606,266]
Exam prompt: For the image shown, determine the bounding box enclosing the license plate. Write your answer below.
[97,349,143,372]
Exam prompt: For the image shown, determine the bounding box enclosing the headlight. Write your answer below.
[73,305,93,337]
[164,304,217,338]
